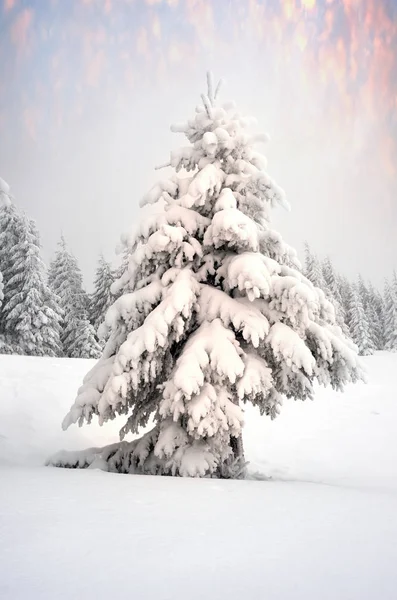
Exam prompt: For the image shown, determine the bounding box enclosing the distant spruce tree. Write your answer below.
[304,246,349,336]
[89,254,115,339]
[322,257,343,307]
[0,270,3,310]
[0,179,62,355]
[338,274,352,323]
[304,242,327,290]
[304,241,390,353]
[373,285,386,350]
[0,270,4,354]
[322,256,350,337]
[361,279,385,351]
[63,313,101,359]
[0,178,23,346]
[1,216,63,356]
[384,274,397,352]
[49,237,100,359]
[0,177,10,206]
[357,275,371,312]
[347,284,375,356]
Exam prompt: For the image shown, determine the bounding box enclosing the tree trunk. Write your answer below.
[218,433,247,479]
[230,432,245,462]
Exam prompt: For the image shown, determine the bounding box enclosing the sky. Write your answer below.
[1,0,397,289]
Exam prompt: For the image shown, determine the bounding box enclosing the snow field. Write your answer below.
[0,353,397,599]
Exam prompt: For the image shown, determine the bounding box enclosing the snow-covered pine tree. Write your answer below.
[48,236,88,318]
[0,269,3,353]
[56,74,363,478]
[0,178,24,352]
[1,216,63,356]
[49,237,100,358]
[338,274,351,319]
[322,256,350,337]
[63,314,102,359]
[0,177,11,206]
[362,279,385,351]
[322,257,343,306]
[89,254,115,339]
[0,179,5,291]
[0,270,3,309]
[357,275,370,311]
[347,283,375,356]
[384,275,397,352]
[371,285,386,350]
[0,270,4,354]
[304,242,327,290]
[304,247,349,338]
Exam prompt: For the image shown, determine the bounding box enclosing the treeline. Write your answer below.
[304,243,397,355]
[0,178,115,359]
[1,176,396,360]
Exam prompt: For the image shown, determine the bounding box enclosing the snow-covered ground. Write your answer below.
[1,353,396,599]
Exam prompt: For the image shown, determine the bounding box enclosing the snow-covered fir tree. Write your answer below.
[49,237,100,358]
[357,275,370,312]
[48,236,88,318]
[369,283,386,350]
[322,257,343,305]
[0,270,4,354]
[0,177,11,207]
[57,75,363,478]
[360,278,385,351]
[63,314,102,359]
[89,255,115,339]
[304,247,349,337]
[304,242,327,290]
[347,284,375,356]
[384,275,397,352]
[322,256,349,337]
[0,270,3,309]
[0,178,23,350]
[1,216,63,356]
[0,204,22,322]
[338,275,352,321]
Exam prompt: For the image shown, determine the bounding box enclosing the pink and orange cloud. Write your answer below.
[10,7,33,55]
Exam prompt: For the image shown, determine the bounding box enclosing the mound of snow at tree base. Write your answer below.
[1,353,397,600]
